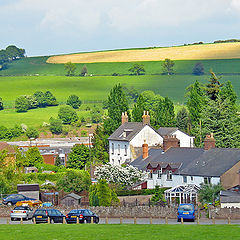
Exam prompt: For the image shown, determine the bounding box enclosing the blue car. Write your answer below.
[2,194,36,206]
[177,204,195,222]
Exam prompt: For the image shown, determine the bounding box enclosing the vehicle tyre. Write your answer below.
[95,218,99,224]
[177,218,180,222]
[11,218,14,221]
[51,219,55,224]
[7,202,12,206]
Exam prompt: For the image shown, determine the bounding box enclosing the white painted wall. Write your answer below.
[109,140,130,165]
[146,173,220,189]
[130,125,162,147]
[221,203,240,208]
[171,130,195,147]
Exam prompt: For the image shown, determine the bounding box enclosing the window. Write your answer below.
[148,170,153,179]
[118,144,120,155]
[112,159,114,164]
[112,143,114,154]
[191,176,194,181]
[118,160,121,165]
[204,177,211,184]
[167,170,172,181]
[157,169,162,179]
[124,145,127,156]
[183,176,187,183]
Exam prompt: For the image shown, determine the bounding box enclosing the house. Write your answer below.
[220,190,240,208]
[131,134,240,190]
[108,111,195,165]
[60,193,82,206]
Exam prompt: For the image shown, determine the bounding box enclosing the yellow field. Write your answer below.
[47,42,240,63]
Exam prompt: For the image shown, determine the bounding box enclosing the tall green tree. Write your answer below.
[200,97,240,148]
[91,125,109,164]
[104,84,129,135]
[198,183,223,204]
[25,147,43,167]
[44,91,58,106]
[128,64,145,75]
[49,117,63,134]
[219,81,237,106]
[186,80,206,126]
[153,97,175,128]
[162,58,175,75]
[176,107,191,133]
[67,144,90,169]
[33,91,48,108]
[206,71,223,100]
[64,61,76,76]
[132,95,146,122]
[15,96,29,112]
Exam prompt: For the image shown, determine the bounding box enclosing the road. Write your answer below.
[0,217,240,225]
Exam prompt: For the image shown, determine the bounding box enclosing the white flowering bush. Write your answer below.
[94,164,147,186]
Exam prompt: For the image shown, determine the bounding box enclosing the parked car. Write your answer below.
[177,203,195,222]
[66,209,99,224]
[2,194,36,206]
[11,206,34,221]
[32,208,65,224]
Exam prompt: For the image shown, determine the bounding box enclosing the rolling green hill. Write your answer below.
[0,74,240,127]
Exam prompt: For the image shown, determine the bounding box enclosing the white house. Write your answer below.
[131,134,240,190]
[108,111,195,165]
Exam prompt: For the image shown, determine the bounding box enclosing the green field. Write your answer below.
[2,56,240,76]
[0,224,239,240]
[0,74,240,127]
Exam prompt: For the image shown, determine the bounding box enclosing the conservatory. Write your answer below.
[164,184,200,205]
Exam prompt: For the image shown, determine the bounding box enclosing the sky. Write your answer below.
[1,0,240,56]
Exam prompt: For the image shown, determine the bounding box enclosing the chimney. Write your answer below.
[142,140,148,159]
[204,133,215,150]
[121,112,128,125]
[142,111,150,125]
[163,135,180,152]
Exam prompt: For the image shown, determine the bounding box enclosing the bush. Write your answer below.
[26,127,39,139]
[49,117,63,134]
[0,126,13,139]
[66,95,82,109]
[15,96,29,112]
[116,188,169,196]
[192,62,204,75]
[81,130,87,137]
[56,170,91,193]
[58,105,78,124]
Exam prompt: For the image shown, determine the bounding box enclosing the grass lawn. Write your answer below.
[0,106,91,128]
[0,224,239,240]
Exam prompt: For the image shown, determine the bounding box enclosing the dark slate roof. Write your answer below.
[182,148,240,177]
[157,127,178,137]
[131,147,204,171]
[131,147,240,177]
[220,190,240,203]
[108,122,157,142]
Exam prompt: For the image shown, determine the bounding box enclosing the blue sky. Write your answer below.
[1,0,240,56]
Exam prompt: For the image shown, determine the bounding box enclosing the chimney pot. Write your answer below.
[142,110,150,125]
[121,111,128,125]
[142,140,148,159]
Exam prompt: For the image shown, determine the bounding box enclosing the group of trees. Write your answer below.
[186,71,240,148]
[0,45,25,70]
[64,62,88,76]
[15,91,58,112]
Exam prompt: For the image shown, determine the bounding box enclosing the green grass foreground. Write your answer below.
[0,224,239,240]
